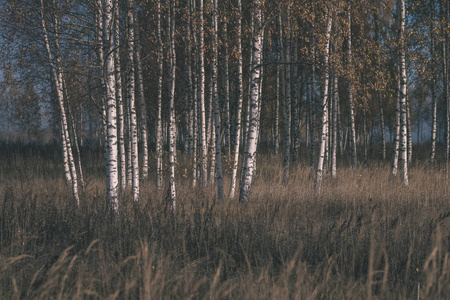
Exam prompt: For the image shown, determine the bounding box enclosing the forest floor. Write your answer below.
[0,142,449,299]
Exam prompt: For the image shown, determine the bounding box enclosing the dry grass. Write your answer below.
[0,142,449,299]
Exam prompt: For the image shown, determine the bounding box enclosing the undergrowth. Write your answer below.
[0,142,449,299]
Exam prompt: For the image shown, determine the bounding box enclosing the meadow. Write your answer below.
[0,141,449,299]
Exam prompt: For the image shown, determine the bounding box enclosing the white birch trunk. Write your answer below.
[399,0,408,186]
[444,2,450,174]
[363,103,368,165]
[229,0,243,199]
[406,98,412,163]
[392,66,400,177]
[168,0,177,207]
[156,0,163,189]
[40,0,79,205]
[104,0,119,210]
[347,8,357,171]
[211,0,223,201]
[127,0,139,200]
[199,0,208,186]
[114,2,126,192]
[66,88,85,192]
[292,34,301,166]
[274,12,281,155]
[431,3,437,163]
[134,8,149,179]
[314,11,332,193]
[239,0,263,204]
[222,16,231,159]
[209,82,216,185]
[282,6,291,186]
[331,70,338,178]
[310,44,316,170]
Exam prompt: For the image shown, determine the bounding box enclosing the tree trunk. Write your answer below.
[331,70,338,178]
[239,0,263,204]
[134,7,149,179]
[115,1,127,192]
[127,0,139,201]
[274,12,281,155]
[392,64,400,177]
[156,0,163,189]
[229,0,244,199]
[314,11,332,193]
[222,16,231,159]
[199,0,208,186]
[187,0,197,187]
[374,14,386,161]
[310,32,316,171]
[406,98,412,163]
[292,34,301,166]
[168,0,177,208]
[445,0,450,174]
[211,0,223,201]
[363,103,368,165]
[65,85,85,192]
[104,0,119,210]
[347,7,357,172]
[40,0,79,205]
[399,0,408,186]
[282,5,291,186]
[431,0,437,164]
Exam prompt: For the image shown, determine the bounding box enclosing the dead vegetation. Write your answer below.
[0,142,449,299]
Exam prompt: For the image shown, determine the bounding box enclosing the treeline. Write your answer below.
[0,0,448,208]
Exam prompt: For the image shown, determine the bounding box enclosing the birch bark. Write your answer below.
[114,2,127,192]
[134,8,149,179]
[104,0,119,210]
[168,0,177,207]
[347,7,357,171]
[199,0,208,186]
[229,0,243,199]
[40,0,79,205]
[211,0,223,201]
[282,6,291,186]
[399,0,409,186]
[239,0,263,204]
[314,11,332,193]
[127,0,139,200]
[156,0,163,189]
[431,0,437,163]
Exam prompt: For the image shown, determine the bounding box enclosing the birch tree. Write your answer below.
[239,0,263,203]
[222,16,231,158]
[156,0,163,189]
[282,5,291,186]
[199,0,208,186]
[104,0,119,210]
[399,0,409,186]
[274,11,281,155]
[443,0,450,173]
[127,0,139,201]
[347,7,357,172]
[134,7,149,179]
[114,1,126,192]
[314,9,333,193]
[211,0,224,201]
[229,0,243,199]
[167,0,177,207]
[331,70,338,178]
[430,0,437,164]
[40,0,79,205]
[392,65,400,177]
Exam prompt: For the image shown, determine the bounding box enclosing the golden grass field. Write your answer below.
[0,142,449,299]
